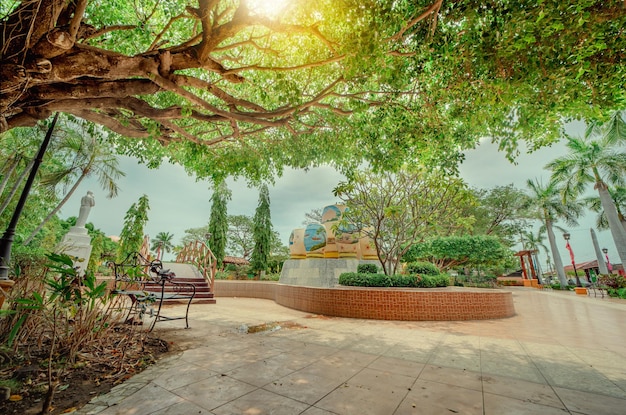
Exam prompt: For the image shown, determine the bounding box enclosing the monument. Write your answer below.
[57,191,95,274]
[280,204,380,287]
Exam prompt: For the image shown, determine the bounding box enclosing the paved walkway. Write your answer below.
[77,288,626,415]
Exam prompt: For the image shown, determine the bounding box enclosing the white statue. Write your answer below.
[75,191,95,228]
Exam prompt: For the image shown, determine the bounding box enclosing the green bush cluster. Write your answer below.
[405,261,440,276]
[598,275,626,298]
[339,272,393,287]
[357,263,379,274]
[338,272,449,288]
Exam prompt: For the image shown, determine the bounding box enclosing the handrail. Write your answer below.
[175,240,217,293]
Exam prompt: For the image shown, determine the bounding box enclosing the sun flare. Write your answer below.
[247,0,290,18]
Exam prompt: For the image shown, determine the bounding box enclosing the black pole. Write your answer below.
[0,113,59,280]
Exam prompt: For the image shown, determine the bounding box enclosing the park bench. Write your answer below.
[109,252,196,331]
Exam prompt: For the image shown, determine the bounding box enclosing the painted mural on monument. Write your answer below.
[289,204,378,261]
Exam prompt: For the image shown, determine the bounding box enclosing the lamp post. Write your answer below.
[0,113,59,280]
[563,232,582,287]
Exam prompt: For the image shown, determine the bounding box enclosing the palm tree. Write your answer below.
[522,179,583,288]
[546,112,626,267]
[584,186,626,233]
[22,119,125,245]
[151,232,175,260]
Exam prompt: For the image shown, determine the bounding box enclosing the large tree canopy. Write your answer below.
[2,1,625,180]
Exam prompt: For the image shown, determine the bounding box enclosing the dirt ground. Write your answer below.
[1,332,173,415]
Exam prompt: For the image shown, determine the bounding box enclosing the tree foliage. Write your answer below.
[208,181,231,268]
[546,111,626,265]
[2,1,624,181]
[151,231,175,259]
[522,179,582,288]
[403,235,513,272]
[333,167,474,275]
[469,185,530,246]
[116,194,150,261]
[250,184,272,275]
[226,214,254,260]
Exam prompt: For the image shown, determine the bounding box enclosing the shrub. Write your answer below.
[357,263,379,274]
[339,272,392,287]
[393,275,420,287]
[339,272,449,288]
[598,275,626,289]
[406,261,440,276]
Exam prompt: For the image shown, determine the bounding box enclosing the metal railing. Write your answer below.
[175,240,216,293]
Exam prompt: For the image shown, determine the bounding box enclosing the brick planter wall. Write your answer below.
[214,280,515,321]
[214,280,278,300]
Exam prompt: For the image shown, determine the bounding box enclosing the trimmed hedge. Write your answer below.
[339,272,449,288]
[357,263,379,274]
[405,261,440,276]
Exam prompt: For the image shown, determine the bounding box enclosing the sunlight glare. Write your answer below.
[247,0,290,18]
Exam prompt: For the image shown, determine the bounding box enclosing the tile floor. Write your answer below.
[76,288,626,415]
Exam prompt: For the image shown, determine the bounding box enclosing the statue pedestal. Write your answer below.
[57,226,93,274]
[279,258,380,288]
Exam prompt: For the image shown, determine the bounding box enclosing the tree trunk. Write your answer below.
[597,183,626,266]
[23,174,86,246]
[0,158,36,217]
[546,219,568,288]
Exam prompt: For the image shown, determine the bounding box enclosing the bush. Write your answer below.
[262,272,280,281]
[609,287,626,299]
[339,272,392,287]
[357,263,379,274]
[338,272,449,288]
[598,274,626,289]
[406,261,440,276]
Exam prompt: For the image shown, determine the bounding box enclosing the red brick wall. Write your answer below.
[214,281,515,321]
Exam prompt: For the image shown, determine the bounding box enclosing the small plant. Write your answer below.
[406,261,440,276]
[357,263,379,274]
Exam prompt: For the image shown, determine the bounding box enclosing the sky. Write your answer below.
[60,123,620,267]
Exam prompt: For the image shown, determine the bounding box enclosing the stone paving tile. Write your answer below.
[480,350,545,383]
[478,337,527,356]
[483,392,570,414]
[394,379,483,415]
[224,358,298,387]
[74,291,626,415]
[417,364,483,392]
[151,362,219,390]
[212,389,310,415]
[300,407,340,415]
[428,348,481,372]
[533,359,626,398]
[95,384,184,415]
[555,386,626,415]
[383,344,435,364]
[367,356,425,378]
[171,375,256,411]
[481,373,565,409]
[263,370,346,405]
[150,400,215,415]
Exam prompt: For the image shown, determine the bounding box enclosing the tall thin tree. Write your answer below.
[208,181,231,269]
[250,184,272,278]
[117,195,150,262]
[546,111,626,266]
[523,179,583,288]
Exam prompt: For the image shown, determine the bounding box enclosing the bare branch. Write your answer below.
[389,0,443,41]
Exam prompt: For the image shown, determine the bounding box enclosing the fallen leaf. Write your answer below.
[9,394,22,401]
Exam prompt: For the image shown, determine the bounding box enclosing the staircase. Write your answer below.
[161,262,216,304]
